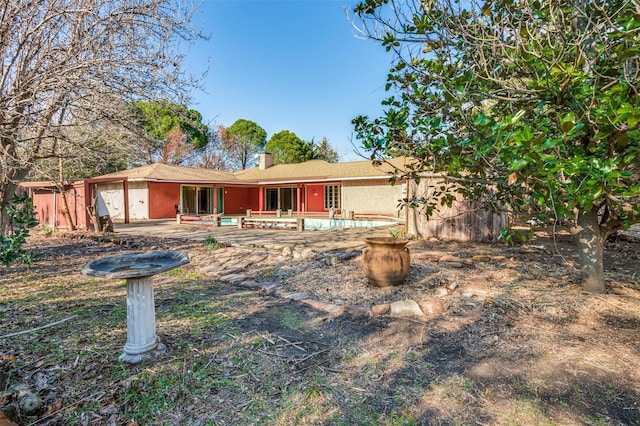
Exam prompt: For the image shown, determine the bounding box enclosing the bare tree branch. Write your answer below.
[1,0,205,234]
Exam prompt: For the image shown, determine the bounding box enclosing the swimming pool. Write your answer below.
[302,218,397,231]
[219,217,237,226]
[199,217,398,230]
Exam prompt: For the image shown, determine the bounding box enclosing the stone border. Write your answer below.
[195,246,476,320]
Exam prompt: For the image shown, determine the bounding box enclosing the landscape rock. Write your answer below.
[300,248,315,259]
[17,390,41,415]
[344,305,372,318]
[217,267,244,276]
[11,384,28,392]
[371,304,391,316]
[389,299,425,317]
[239,280,261,288]
[438,255,473,264]
[218,273,250,285]
[434,287,449,297]
[281,292,309,301]
[412,251,446,261]
[300,299,345,316]
[282,246,293,257]
[336,250,361,261]
[418,299,446,316]
[472,255,491,262]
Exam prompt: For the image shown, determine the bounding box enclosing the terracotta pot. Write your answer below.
[362,237,410,287]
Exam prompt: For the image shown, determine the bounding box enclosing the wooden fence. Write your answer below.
[409,178,509,242]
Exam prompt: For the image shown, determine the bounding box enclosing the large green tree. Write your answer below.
[131,100,209,165]
[353,0,640,293]
[266,130,315,164]
[222,119,267,170]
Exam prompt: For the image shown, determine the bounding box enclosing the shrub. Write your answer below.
[203,236,223,250]
[1,193,38,266]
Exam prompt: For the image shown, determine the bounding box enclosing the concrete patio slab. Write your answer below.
[113,219,399,253]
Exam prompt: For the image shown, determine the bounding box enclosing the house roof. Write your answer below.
[234,157,415,183]
[93,163,239,183]
[19,180,85,188]
[89,157,417,184]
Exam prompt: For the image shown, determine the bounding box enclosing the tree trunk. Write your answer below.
[406,180,418,236]
[575,208,606,293]
[0,176,22,237]
[0,205,11,238]
[57,158,76,231]
[86,186,102,233]
[0,189,12,237]
[57,186,76,232]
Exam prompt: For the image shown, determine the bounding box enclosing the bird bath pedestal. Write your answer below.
[81,251,190,363]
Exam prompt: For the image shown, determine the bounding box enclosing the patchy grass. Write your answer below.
[0,233,639,425]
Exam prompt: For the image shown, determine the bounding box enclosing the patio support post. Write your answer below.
[296,184,301,213]
[123,178,130,224]
[213,185,217,214]
[259,185,264,211]
[83,180,92,230]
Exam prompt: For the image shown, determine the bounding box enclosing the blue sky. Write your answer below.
[185,0,394,162]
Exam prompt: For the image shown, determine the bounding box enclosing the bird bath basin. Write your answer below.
[82,251,190,363]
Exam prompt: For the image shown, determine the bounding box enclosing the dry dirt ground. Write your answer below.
[1,228,639,425]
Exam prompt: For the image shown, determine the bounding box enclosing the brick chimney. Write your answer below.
[259,152,274,170]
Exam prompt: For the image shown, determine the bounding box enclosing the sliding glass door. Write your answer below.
[181,186,213,215]
[265,187,296,211]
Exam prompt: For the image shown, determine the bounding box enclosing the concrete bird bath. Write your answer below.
[81,250,190,363]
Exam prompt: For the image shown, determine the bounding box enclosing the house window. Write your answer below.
[324,185,340,210]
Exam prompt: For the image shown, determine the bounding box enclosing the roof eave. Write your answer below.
[250,175,400,185]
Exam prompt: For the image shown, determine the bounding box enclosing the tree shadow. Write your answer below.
[3,232,640,425]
